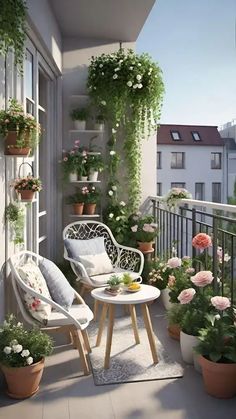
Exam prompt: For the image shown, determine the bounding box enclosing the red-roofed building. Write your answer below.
[156,124,225,202]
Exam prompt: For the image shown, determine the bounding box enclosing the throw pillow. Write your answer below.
[79,252,114,276]
[17,259,52,325]
[39,258,75,310]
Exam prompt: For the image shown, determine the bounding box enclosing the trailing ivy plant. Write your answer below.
[5,202,25,244]
[87,48,164,219]
[0,0,27,71]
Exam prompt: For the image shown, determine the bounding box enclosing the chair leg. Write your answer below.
[70,328,78,349]
[81,329,92,353]
[74,328,91,375]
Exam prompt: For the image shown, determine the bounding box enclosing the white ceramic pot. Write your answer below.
[161,288,172,310]
[88,170,99,182]
[69,172,78,182]
[74,120,86,130]
[94,123,104,131]
[180,331,199,364]
[80,176,88,181]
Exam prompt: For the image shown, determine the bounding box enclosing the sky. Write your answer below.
[137,0,236,127]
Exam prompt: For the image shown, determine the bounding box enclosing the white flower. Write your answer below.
[101,100,106,106]
[137,63,142,67]
[149,67,153,73]
[114,67,120,72]
[137,83,143,89]
[101,72,104,76]
[26,357,33,365]
[116,217,120,221]
[116,123,119,127]
[119,60,123,64]
[111,185,117,191]
[12,344,23,353]
[17,322,22,327]
[133,84,138,89]
[21,349,30,357]
[3,320,8,326]
[93,86,96,90]
[99,64,103,68]
[112,128,117,134]
[215,314,221,321]
[3,346,12,355]
[113,74,118,79]
[129,66,133,70]
[108,190,113,196]
[136,75,142,81]
[127,81,132,87]
[109,213,114,219]
[120,201,126,206]
[10,339,18,345]
[110,150,116,155]
[148,72,151,76]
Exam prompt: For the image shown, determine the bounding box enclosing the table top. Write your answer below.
[91,284,160,305]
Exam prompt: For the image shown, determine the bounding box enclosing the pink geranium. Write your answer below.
[167,257,182,269]
[142,223,155,233]
[211,296,231,311]
[192,233,212,250]
[178,288,196,304]
[131,225,138,233]
[191,271,213,287]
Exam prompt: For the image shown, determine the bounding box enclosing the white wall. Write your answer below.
[157,145,224,202]
[26,0,62,71]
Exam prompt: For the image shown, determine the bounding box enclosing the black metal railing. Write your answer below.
[151,198,236,306]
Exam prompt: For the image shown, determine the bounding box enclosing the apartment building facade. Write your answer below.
[219,119,236,200]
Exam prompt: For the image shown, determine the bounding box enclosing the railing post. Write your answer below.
[212,217,219,293]
[192,209,197,265]
[152,199,158,258]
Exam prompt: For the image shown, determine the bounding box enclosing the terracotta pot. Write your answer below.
[180,331,199,364]
[168,324,180,341]
[1,358,45,399]
[161,288,172,310]
[199,355,236,398]
[84,203,96,215]
[4,131,30,156]
[73,203,84,215]
[137,241,154,252]
[19,190,35,201]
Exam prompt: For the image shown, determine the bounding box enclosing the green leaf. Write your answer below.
[209,352,222,362]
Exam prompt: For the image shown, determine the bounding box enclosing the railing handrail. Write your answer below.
[149,195,236,214]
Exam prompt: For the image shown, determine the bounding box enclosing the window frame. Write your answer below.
[171,152,185,169]
[157,151,162,169]
[195,183,205,201]
[191,131,201,141]
[212,182,222,203]
[171,130,181,141]
[211,152,222,169]
[157,183,162,196]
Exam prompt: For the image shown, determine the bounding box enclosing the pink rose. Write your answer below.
[191,271,213,287]
[186,267,195,274]
[182,256,191,261]
[167,257,182,268]
[192,233,212,250]
[168,275,176,287]
[131,225,138,232]
[211,296,231,311]
[178,288,196,304]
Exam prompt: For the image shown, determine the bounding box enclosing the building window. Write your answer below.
[171,152,185,169]
[157,152,161,169]
[211,152,222,169]
[195,183,205,201]
[157,183,162,196]
[191,131,201,141]
[212,183,221,203]
[171,183,186,189]
[171,131,181,141]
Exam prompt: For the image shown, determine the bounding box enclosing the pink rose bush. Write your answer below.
[191,271,213,287]
[178,288,196,304]
[211,296,231,311]
[192,233,212,251]
[167,257,182,269]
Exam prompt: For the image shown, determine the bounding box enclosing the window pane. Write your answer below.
[171,182,186,189]
[171,152,184,169]
[157,152,161,169]
[157,183,162,196]
[211,153,221,169]
[212,183,221,202]
[25,50,33,100]
[192,131,201,141]
[195,183,205,200]
[171,131,181,140]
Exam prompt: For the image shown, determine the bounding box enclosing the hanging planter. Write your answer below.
[12,163,42,202]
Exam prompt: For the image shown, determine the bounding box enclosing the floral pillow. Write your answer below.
[17,260,52,325]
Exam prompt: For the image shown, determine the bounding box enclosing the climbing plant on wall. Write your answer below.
[87,48,164,220]
[0,0,27,71]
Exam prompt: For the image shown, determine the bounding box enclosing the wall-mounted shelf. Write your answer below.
[70,94,88,99]
[70,181,101,184]
[69,214,100,218]
[69,129,103,134]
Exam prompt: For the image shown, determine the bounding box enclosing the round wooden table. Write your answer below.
[91,284,160,369]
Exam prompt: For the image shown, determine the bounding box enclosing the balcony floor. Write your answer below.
[0,300,235,419]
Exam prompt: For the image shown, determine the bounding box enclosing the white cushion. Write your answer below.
[17,260,52,325]
[79,252,113,276]
[47,304,93,327]
[90,268,141,286]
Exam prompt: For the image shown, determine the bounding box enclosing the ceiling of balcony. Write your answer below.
[49,0,155,41]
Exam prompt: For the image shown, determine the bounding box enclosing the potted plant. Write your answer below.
[164,188,192,210]
[83,185,100,215]
[196,296,236,398]
[67,186,88,215]
[5,202,25,245]
[106,275,122,295]
[94,114,105,131]
[0,99,40,156]
[122,272,133,287]
[70,107,89,130]
[166,303,185,341]
[61,142,88,181]
[130,214,158,252]
[0,315,53,399]
[12,175,42,202]
[87,154,104,182]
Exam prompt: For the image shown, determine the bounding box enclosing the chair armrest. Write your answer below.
[64,255,88,279]
[116,245,144,275]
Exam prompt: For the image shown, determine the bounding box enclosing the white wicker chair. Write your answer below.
[63,221,144,308]
[9,251,94,375]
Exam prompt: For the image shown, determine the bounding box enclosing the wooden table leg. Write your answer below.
[104,304,115,369]
[129,304,140,344]
[141,303,158,364]
[93,299,99,321]
[96,303,108,347]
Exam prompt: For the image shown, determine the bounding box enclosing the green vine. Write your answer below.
[87,48,164,219]
[0,0,27,72]
[5,202,25,244]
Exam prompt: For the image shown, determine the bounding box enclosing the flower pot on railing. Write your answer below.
[84,203,96,215]
[5,131,31,156]
[74,120,86,130]
[73,203,84,215]
[137,241,154,252]
[88,170,99,182]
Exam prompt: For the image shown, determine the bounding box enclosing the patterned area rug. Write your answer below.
[88,316,184,385]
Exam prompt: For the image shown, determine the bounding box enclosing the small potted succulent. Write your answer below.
[87,154,104,182]
[106,275,122,295]
[70,107,89,130]
[12,175,42,202]
[83,184,100,215]
[0,315,53,399]
[94,114,105,131]
[0,99,40,156]
[67,186,88,215]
